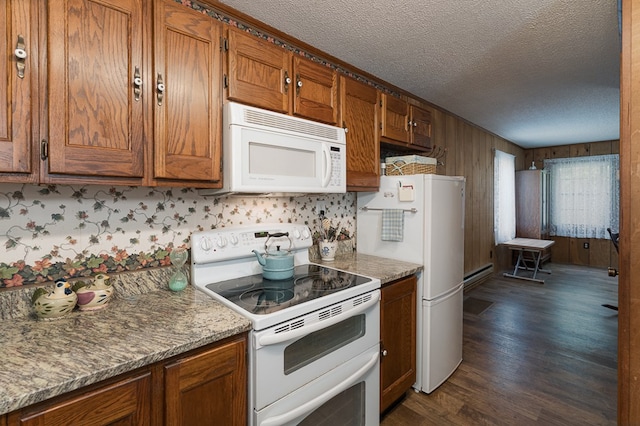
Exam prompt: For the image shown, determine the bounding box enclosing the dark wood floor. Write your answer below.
[381,263,618,425]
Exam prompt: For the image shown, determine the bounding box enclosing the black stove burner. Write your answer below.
[239,279,296,306]
[205,264,372,315]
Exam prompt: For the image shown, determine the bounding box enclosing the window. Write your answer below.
[544,154,619,239]
[494,150,516,244]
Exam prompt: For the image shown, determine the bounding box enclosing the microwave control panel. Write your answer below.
[329,147,343,186]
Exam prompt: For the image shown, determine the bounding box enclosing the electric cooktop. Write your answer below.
[204,264,373,315]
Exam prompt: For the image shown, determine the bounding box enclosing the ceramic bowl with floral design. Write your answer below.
[32,279,78,320]
[73,274,114,311]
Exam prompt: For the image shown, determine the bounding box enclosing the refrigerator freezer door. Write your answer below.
[420,283,463,394]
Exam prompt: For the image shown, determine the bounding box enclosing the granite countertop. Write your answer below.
[311,252,423,285]
[0,252,421,416]
[0,285,251,416]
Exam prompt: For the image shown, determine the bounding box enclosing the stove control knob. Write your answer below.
[301,228,311,239]
[217,236,228,248]
[200,237,213,251]
[293,229,301,239]
[229,235,239,246]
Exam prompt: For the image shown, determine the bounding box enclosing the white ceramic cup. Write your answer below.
[319,241,338,261]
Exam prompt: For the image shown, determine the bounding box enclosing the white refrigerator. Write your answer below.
[357,174,465,394]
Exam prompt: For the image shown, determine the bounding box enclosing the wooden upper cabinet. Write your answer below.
[226,27,338,124]
[410,104,432,149]
[381,94,410,143]
[339,76,380,191]
[226,26,290,114]
[153,0,222,184]
[45,0,144,181]
[164,336,247,426]
[381,94,432,150]
[0,0,35,181]
[292,56,338,124]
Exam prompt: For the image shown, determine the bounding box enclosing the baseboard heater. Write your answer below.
[463,263,494,291]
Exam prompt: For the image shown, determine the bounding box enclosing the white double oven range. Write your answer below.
[191,224,381,426]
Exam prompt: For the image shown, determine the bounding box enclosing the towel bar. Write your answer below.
[359,207,418,213]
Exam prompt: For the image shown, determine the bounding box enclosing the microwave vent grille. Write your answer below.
[244,109,341,142]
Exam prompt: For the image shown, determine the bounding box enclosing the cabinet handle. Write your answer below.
[408,119,413,129]
[156,73,165,106]
[412,121,418,127]
[15,35,27,79]
[381,349,388,357]
[296,74,302,95]
[40,140,48,161]
[133,66,142,101]
[342,121,348,133]
[284,71,291,93]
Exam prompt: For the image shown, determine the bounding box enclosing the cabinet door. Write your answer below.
[0,0,34,180]
[293,56,338,124]
[380,275,416,413]
[339,76,379,191]
[227,27,290,114]
[381,94,410,143]
[410,105,432,149]
[165,336,247,426]
[153,0,222,183]
[10,372,151,425]
[46,0,144,179]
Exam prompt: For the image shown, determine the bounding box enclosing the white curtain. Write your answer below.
[544,154,619,239]
[494,150,516,244]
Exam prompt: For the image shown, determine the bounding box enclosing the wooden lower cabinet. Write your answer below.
[164,335,247,426]
[6,334,247,426]
[380,275,417,413]
[8,372,152,425]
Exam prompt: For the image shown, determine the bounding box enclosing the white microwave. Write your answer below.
[200,102,347,196]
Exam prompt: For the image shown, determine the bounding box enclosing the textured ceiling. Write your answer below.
[218,0,620,149]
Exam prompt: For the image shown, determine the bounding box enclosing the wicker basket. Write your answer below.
[385,155,437,175]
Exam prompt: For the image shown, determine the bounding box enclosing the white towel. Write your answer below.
[381,209,404,242]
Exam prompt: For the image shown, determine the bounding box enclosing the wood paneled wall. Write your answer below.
[434,113,524,277]
[522,140,620,270]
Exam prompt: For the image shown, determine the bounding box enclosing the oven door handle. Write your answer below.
[260,350,378,426]
[257,291,380,347]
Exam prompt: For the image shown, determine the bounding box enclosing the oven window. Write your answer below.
[284,314,365,375]
[298,382,365,426]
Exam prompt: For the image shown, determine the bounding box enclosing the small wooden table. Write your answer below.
[502,238,555,284]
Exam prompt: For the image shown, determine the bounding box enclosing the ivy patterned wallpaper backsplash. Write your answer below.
[0,184,356,289]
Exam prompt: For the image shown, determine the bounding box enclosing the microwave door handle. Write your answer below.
[321,144,331,187]
[260,351,378,426]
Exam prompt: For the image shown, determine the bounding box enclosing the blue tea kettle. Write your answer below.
[252,232,294,280]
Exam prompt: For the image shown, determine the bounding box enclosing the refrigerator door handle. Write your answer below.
[359,206,418,213]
